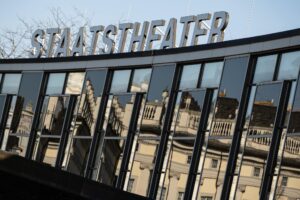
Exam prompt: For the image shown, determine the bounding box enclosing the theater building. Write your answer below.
[0,27,300,200]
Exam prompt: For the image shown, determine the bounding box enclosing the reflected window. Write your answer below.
[65,72,85,94]
[281,176,288,187]
[131,68,152,92]
[110,70,131,93]
[201,62,223,88]
[253,167,261,177]
[127,179,135,192]
[211,159,218,168]
[253,55,277,83]
[179,64,201,90]
[278,51,300,80]
[1,74,21,94]
[46,73,66,95]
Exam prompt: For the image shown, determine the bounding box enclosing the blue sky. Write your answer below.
[0,0,299,41]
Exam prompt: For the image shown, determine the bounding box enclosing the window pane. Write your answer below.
[179,64,201,90]
[83,70,107,96]
[65,72,85,94]
[128,139,159,196]
[253,55,277,83]
[288,78,300,133]
[158,139,195,199]
[38,96,69,136]
[174,90,206,137]
[201,62,223,88]
[1,74,21,94]
[278,51,300,80]
[33,137,60,167]
[64,138,92,176]
[4,135,29,157]
[46,73,66,95]
[98,139,125,186]
[131,68,152,92]
[110,70,131,93]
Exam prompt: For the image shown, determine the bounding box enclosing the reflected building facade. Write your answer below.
[1,29,300,200]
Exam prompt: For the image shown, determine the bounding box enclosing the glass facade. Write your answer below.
[0,46,300,200]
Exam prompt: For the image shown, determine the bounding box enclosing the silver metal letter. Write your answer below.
[117,23,133,53]
[145,20,165,51]
[191,13,211,45]
[179,15,196,47]
[46,28,61,57]
[55,28,71,57]
[208,11,229,43]
[31,29,45,58]
[128,21,149,52]
[160,18,177,49]
[72,27,87,56]
[100,25,117,54]
[90,25,104,55]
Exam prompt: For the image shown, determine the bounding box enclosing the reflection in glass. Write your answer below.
[33,137,60,166]
[1,74,21,94]
[5,135,28,157]
[65,72,85,94]
[274,136,300,199]
[210,57,249,136]
[179,64,201,90]
[174,91,206,137]
[278,51,300,80]
[253,55,277,84]
[98,139,125,186]
[196,139,231,199]
[141,65,175,137]
[46,73,66,95]
[128,140,159,196]
[38,96,69,136]
[288,80,300,133]
[157,139,195,200]
[131,68,152,92]
[65,138,92,176]
[201,62,223,88]
[110,70,131,93]
[105,95,134,137]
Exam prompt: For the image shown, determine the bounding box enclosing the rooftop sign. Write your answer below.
[31,11,229,58]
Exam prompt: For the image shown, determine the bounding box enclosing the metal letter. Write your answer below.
[46,28,61,57]
[179,15,196,47]
[72,27,87,56]
[145,20,165,51]
[31,29,45,58]
[55,28,71,57]
[160,18,177,49]
[191,13,211,45]
[128,21,149,52]
[117,23,133,53]
[208,11,229,43]
[90,25,104,55]
[100,25,117,54]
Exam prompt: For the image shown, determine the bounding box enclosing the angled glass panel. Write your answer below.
[288,79,300,134]
[130,68,152,92]
[274,136,300,199]
[127,139,159,196]
[46,73,66,95]
[196,139,231,199]
[38,96,70,136]
[65,72,85,94]
[110,70,131,93]
[1,74,21,94]
[64,138,92,176]
[179,64,201,90]
[157,139,195,200]
[174,90,206,137]
[33,137,60,167]
[278,51,300,80]
[210,57,249,136]
[4,135,29,157]
[141,65,175,137]
[200,62,223,88]
[253,55,277,84]
[98,139,125,186]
